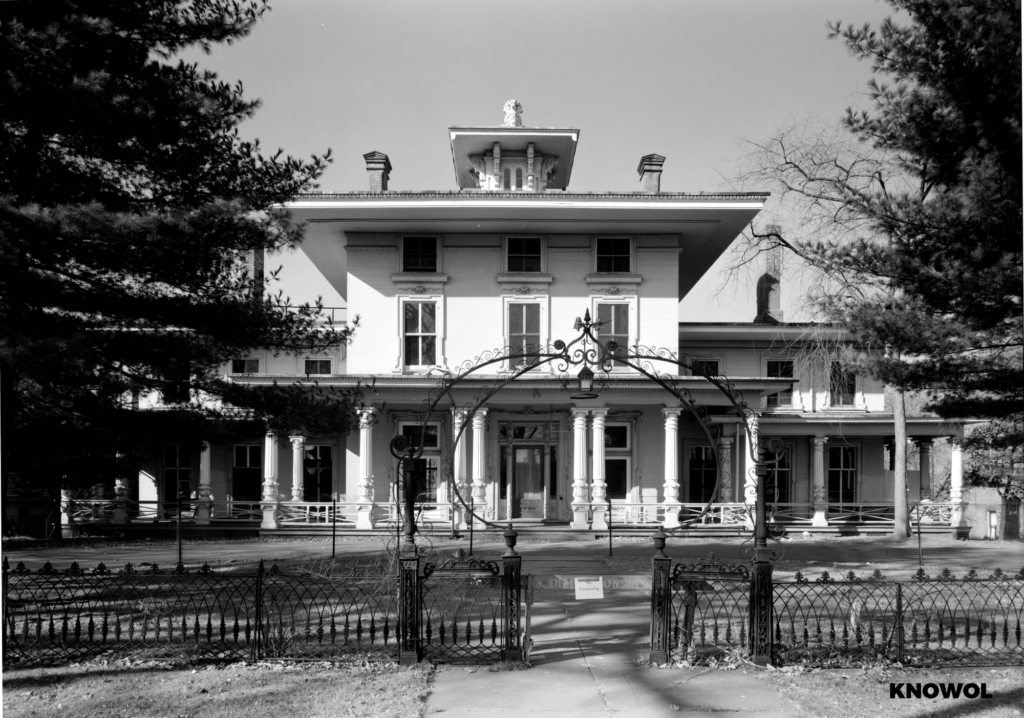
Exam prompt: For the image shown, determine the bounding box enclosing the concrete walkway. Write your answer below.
[426,588,795,718]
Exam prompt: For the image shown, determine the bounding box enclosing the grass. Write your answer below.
[761,665,1024,718]
[2,657,434,718]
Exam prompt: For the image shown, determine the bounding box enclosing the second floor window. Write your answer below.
[597,303,628,356]
[508,238,541,272]
[403,237,437,272]
[692,359,719,377]
[508,303,540,362]
[231,358,259,374]
[766,360,794,407]
[404,302,436,366]
[596,237,630,272]
[304,359,331,375]
[830,362,856,407]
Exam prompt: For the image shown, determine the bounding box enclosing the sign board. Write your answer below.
[574,576,604,600]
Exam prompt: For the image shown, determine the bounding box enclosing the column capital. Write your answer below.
[591,406,609,420]
[570,407,590,419]
[719,435,734,448]
[949,436,965,450]
[661,406,683,419]
[471,408,489,427]
[288,435,306,448]
[357,406,377,427]
[915,437,934,448]
[811,436,829,448]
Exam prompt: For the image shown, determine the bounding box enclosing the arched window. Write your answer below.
[515,168,523,190]
[503,167,511,191]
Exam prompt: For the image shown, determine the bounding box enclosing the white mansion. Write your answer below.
[115,102,968,537]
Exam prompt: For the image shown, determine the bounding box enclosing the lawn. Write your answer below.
[2,657,434,718]
[762,665,1024,718]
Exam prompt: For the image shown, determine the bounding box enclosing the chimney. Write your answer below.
[754,228,784,323]
[363,151,392,192]
[637,154,666,193]
[247,248,264,303]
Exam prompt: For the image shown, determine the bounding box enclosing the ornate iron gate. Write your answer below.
[398,547,525,665]
[651,551,752,664]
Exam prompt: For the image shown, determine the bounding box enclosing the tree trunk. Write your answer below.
[888,384,910,540]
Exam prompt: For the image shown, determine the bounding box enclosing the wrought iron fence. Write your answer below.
[2,558,399,664]
[652,555,1024,667]
[774,568,1024,666]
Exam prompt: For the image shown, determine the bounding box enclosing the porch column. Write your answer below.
[356,408,376,529]
[195,443,212,524]
[289,436,305,502]
[570,408,590,530]
[917,438,933,500]
[742,414,760,529]
[471,409,489,527]
[949,438,969,538]
[261,432,279,529]
[590,408,609,531]
[661,408,682,529]
[452,409,469,529]
[718,435,734,503]
[811,437,828,527]
[61,488,74,538]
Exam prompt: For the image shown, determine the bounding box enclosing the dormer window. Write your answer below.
[507,238,542,272]
[403,237,437,272]
[596,238,631,272]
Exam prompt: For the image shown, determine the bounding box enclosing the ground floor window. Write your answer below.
[303,445,333,502]
[605,457,629,500]
[828,446,857,503]
[687,446,716,503]
[764,443,792,504]
[401,457,438,504]
[233,445,262,502]
[164,445,192,500]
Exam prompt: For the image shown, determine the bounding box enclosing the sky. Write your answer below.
[183,0,898,322]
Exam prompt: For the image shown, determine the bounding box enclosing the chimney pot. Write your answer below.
[637,154,666,193]
[363,151,392,192]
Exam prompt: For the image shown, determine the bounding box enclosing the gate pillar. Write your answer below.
[748,560,773,666]
[649,529,672,664]
[502,525,523,661]
[399,553,421,665]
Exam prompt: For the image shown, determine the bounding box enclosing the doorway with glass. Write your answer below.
[498,422,560,521]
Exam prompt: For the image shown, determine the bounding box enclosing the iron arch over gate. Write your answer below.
[387,309,781,665]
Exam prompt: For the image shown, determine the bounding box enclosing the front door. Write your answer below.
[511,446,544,519]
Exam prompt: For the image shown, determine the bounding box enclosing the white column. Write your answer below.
[570,408,590,530]
[195,443,212,524]
[718,436,734,503]
[918,438,933,501]
[949,438,968,537]
[61,488,74,538]
[113,474,129,525]
[590,408,609,531]
[471,409,489,527]
[811,437,828,527]
[356,407,376,529]
[661,408,682,529]
[452,409,469,529]
[289,436,305,502]
[261,432,279,529]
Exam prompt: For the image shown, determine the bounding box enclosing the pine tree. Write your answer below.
[0,2,359,495]
[730,0,1021,539]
